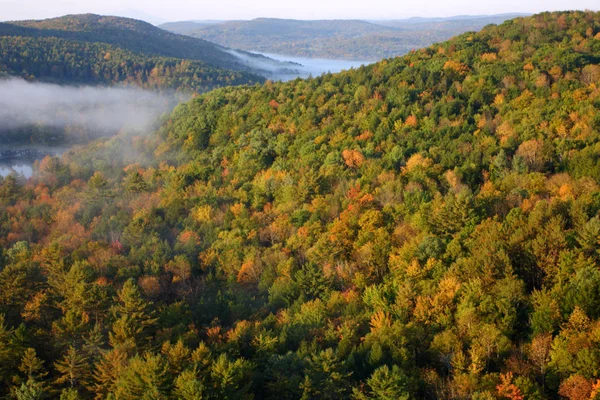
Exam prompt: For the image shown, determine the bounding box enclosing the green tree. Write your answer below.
[55,346,89,390]
[13,348,48,400]
[113,353,169,400]
[109,279,157,350]
[173,369,206,400]
[353,364,410,400]
[301,348,351,400]
[209,353,254,399]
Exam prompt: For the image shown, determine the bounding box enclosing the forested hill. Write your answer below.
[2,14,252,71]
[0,14,266,91]
[1,11,600,399]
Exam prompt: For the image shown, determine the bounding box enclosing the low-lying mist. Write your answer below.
[0,78,187,178]
[258,53,374,81]
[225,49,373,81]
[0,78,184,138]
[224,49,303,80]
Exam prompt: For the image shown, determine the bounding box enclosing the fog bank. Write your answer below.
[0,78,181,134]
[252,52,374,81]
[225,49,373,81]
[224,49,302,80]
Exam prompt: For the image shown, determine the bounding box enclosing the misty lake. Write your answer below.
[0,146,66,178]
[0,78,179,180]
[0,57,374,179]
[256,52,374,81]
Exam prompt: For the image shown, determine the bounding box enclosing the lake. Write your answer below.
[255,52,374,81]
[0,146,66,178]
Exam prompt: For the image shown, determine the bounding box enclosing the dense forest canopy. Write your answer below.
[1,10,600,399]
[160,14,527,60]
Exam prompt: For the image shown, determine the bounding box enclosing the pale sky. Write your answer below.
[1,0,597,23]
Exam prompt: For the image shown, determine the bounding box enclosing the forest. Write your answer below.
[0,10,600,399]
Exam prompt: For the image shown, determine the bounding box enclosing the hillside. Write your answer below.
[3,14,255,72]
[1,11,600,399]
[0,36,263,92]
[0,14,298,90]
[161,13,527,59]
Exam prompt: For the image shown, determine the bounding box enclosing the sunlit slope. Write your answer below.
[0,11,599,400]
[161,10,600,183]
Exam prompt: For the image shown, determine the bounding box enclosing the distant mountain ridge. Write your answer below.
[160,13,532,59]
[159,20,224,32]
[376,12,530,24]
[372,13,530,28]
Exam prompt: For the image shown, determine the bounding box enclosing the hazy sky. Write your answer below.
[1,0,597,23]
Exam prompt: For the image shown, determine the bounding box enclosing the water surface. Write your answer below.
[0,146,66,178]
[256,52,374,81]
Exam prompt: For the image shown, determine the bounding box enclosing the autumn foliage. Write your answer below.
[0,11,599,399]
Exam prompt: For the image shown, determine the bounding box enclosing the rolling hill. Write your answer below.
[374,13,530,25]
[0,10,599,400]
[160,13,529,59]
[162,17,399,38]
[0,14,301,90]
[1,14,255,71]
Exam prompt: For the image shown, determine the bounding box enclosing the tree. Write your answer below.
[302,348,351,400]
[558,375,593,400]
[353,364,410,400]
[91,348,128,397]
[87,172,108,191]
[123,171,148,193]
[209,354,254,399]
[13,348,48,400]
[0,314,19,385]
[13,380,46,400]
[528,333,552,389]
[295,262,333,302]
[161,339,191,376]
[109,279,157,350]
[18,348,47,384]
[59,388,82,400]
[55,346,89,390]
[113,353,169,400]
[0,175,19,204]
[496,372,524,400]
[174,369,205,400]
